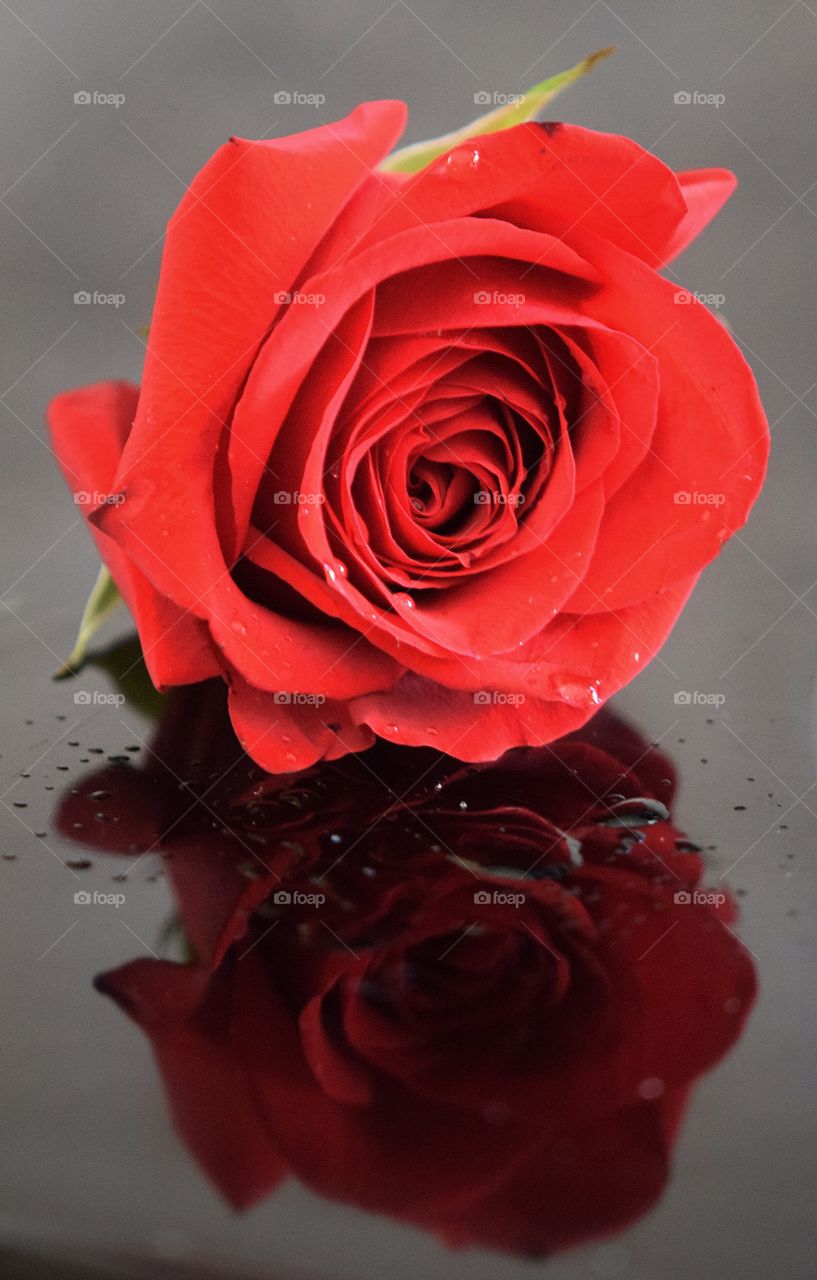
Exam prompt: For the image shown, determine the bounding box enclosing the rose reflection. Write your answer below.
[56,681,755,1259]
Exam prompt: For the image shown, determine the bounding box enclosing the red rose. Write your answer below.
[49,102,768,771]
[60,695,755,1256]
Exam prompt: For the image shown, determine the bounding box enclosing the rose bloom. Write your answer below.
[49,102,768,770]
[60,696,755,1257]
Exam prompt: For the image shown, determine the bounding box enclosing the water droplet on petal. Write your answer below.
[445,146,480,175]
[598,797,670,828]
[638,1076,665,1100]
[556,680,601,710]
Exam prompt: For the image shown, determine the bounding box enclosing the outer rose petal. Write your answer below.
[340,579,696,758]
[47,382,221,687]
[663,168,738,262]
[228,674,374,774]
[430,1098,682,1256]
[360,123,689,267]
[585,868,757,1086]
[95,959,286,1209]
[372,124,735,271]
[346,673,591,758]
[563,232,768,611]
[119,100,407,492]
[92,103,407,691]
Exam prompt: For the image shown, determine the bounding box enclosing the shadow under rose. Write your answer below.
[55,678,755,1259]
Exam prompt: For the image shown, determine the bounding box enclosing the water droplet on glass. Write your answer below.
[239,862,264,880]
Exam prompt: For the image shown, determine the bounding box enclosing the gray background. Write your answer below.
[1,1,816,1278]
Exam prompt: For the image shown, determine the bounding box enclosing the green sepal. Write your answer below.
[381,47,615,175]
[54,565,123,679]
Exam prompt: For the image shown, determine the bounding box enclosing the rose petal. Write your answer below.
[48,382,221,687]
[95,959,286,1209]
[663,168,738,263]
